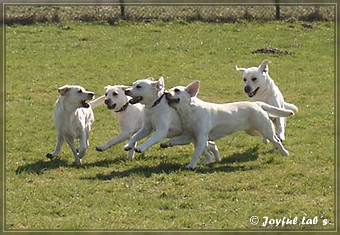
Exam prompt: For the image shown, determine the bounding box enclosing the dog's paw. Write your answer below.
[185,163,197,170]
[204,159,212,166]
[46,153,55,159]
[124,144,132,151]
[134,147,143,153]
[160,142,171,148]
[74,157,82,165]
[96,146,104,152]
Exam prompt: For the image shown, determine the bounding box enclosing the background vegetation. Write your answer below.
[4,5,335,233]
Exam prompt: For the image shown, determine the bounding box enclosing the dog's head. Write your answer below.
[125,77,165,106]
[58,85,94,109]
[103,85,130,111]
[236,59,271,98]
[165,81,200,109]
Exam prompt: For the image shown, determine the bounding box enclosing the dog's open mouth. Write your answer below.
[81,100,90,108]
[247,87,259,98]
[166,97,180,105]
[129,96,143,104]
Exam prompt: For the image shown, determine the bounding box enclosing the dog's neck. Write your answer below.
[152,93,165,108]
[115,102,129,112]
[56,97,79,114]
[254,75,277,99]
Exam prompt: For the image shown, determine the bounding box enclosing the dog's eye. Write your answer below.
[174,88,180,93]
[252,77,257,81]
[112,92,118,96]
[136,85,142,89]
[243,78,247,82]
[105,92,108,96]
[78,89,83,93]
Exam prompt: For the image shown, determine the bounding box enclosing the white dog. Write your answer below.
[123,77,220,165]
[95,85,144,159]
[164,81,294,169]
[236,59,298,142]
[46,85,103,164]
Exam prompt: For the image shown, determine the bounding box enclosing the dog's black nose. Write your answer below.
[244,86,251,93]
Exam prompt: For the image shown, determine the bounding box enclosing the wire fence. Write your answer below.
[4,4,335,25]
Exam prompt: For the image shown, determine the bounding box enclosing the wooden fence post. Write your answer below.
[276,0,280,20]
[120,0,125,19]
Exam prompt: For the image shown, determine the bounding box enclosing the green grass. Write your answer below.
[5,20,335,231]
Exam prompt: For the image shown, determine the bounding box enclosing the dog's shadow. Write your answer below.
[15,158,69,175]
[15,157,120,175]
[82,146,260,180]
[220,145,259,164]
[15,146,260,177]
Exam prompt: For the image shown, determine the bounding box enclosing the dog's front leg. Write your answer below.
[160,133,191,148]
[186,136,208,169]
[276,117,286,142]
[135,129,168,153]
[64,136,79,163]
[78,132,88,161]
[127,142,137,159]
[124,126,151,151]
[46,133,64,159]
[96,131,130,152]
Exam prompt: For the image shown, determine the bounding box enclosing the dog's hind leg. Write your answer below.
[271,135,289,156]
[64,136,80,163]
[207,141,221,163]
[186,136,209,169]
[202,148,213,165]
[46,133,64,159]
[276,117,286,142]
[261,124,289,156]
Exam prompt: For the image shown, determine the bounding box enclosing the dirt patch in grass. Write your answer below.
[252,46,292,55]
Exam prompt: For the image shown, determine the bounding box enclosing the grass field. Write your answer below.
[4,19,335,231]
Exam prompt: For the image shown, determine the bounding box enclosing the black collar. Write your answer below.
[115,102,129,113]
[152,93,165,108]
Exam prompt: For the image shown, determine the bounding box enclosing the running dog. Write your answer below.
[95,85,144,159]
[46,85,103,164]
[164,81,294,169]
[236,59,298,142]
[123,77,220,165]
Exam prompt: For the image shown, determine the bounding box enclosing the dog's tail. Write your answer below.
[257,102,294,117]
[89,95,106,108]
[284,102,298,114]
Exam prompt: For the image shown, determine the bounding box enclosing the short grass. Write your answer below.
[5,20,335,231]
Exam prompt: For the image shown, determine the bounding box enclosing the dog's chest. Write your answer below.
[55,108,93,138]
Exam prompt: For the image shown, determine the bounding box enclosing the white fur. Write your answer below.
[124,77,220,165]
[165,81,294,169]
[95,85,144,159]
[46,85,101,164]
[236,59,298,141]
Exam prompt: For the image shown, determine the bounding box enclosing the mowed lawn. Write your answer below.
[5,20,334,231]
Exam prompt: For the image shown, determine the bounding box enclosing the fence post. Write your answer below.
[276,0,280,20]
[120,0,125,19]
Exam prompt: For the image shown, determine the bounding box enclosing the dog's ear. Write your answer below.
[118,85,131,90]
[186,81,200,97]
[258,59,271,74]
[153,76,165,91]
[236,66,246,72]
[58,85,70,96]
